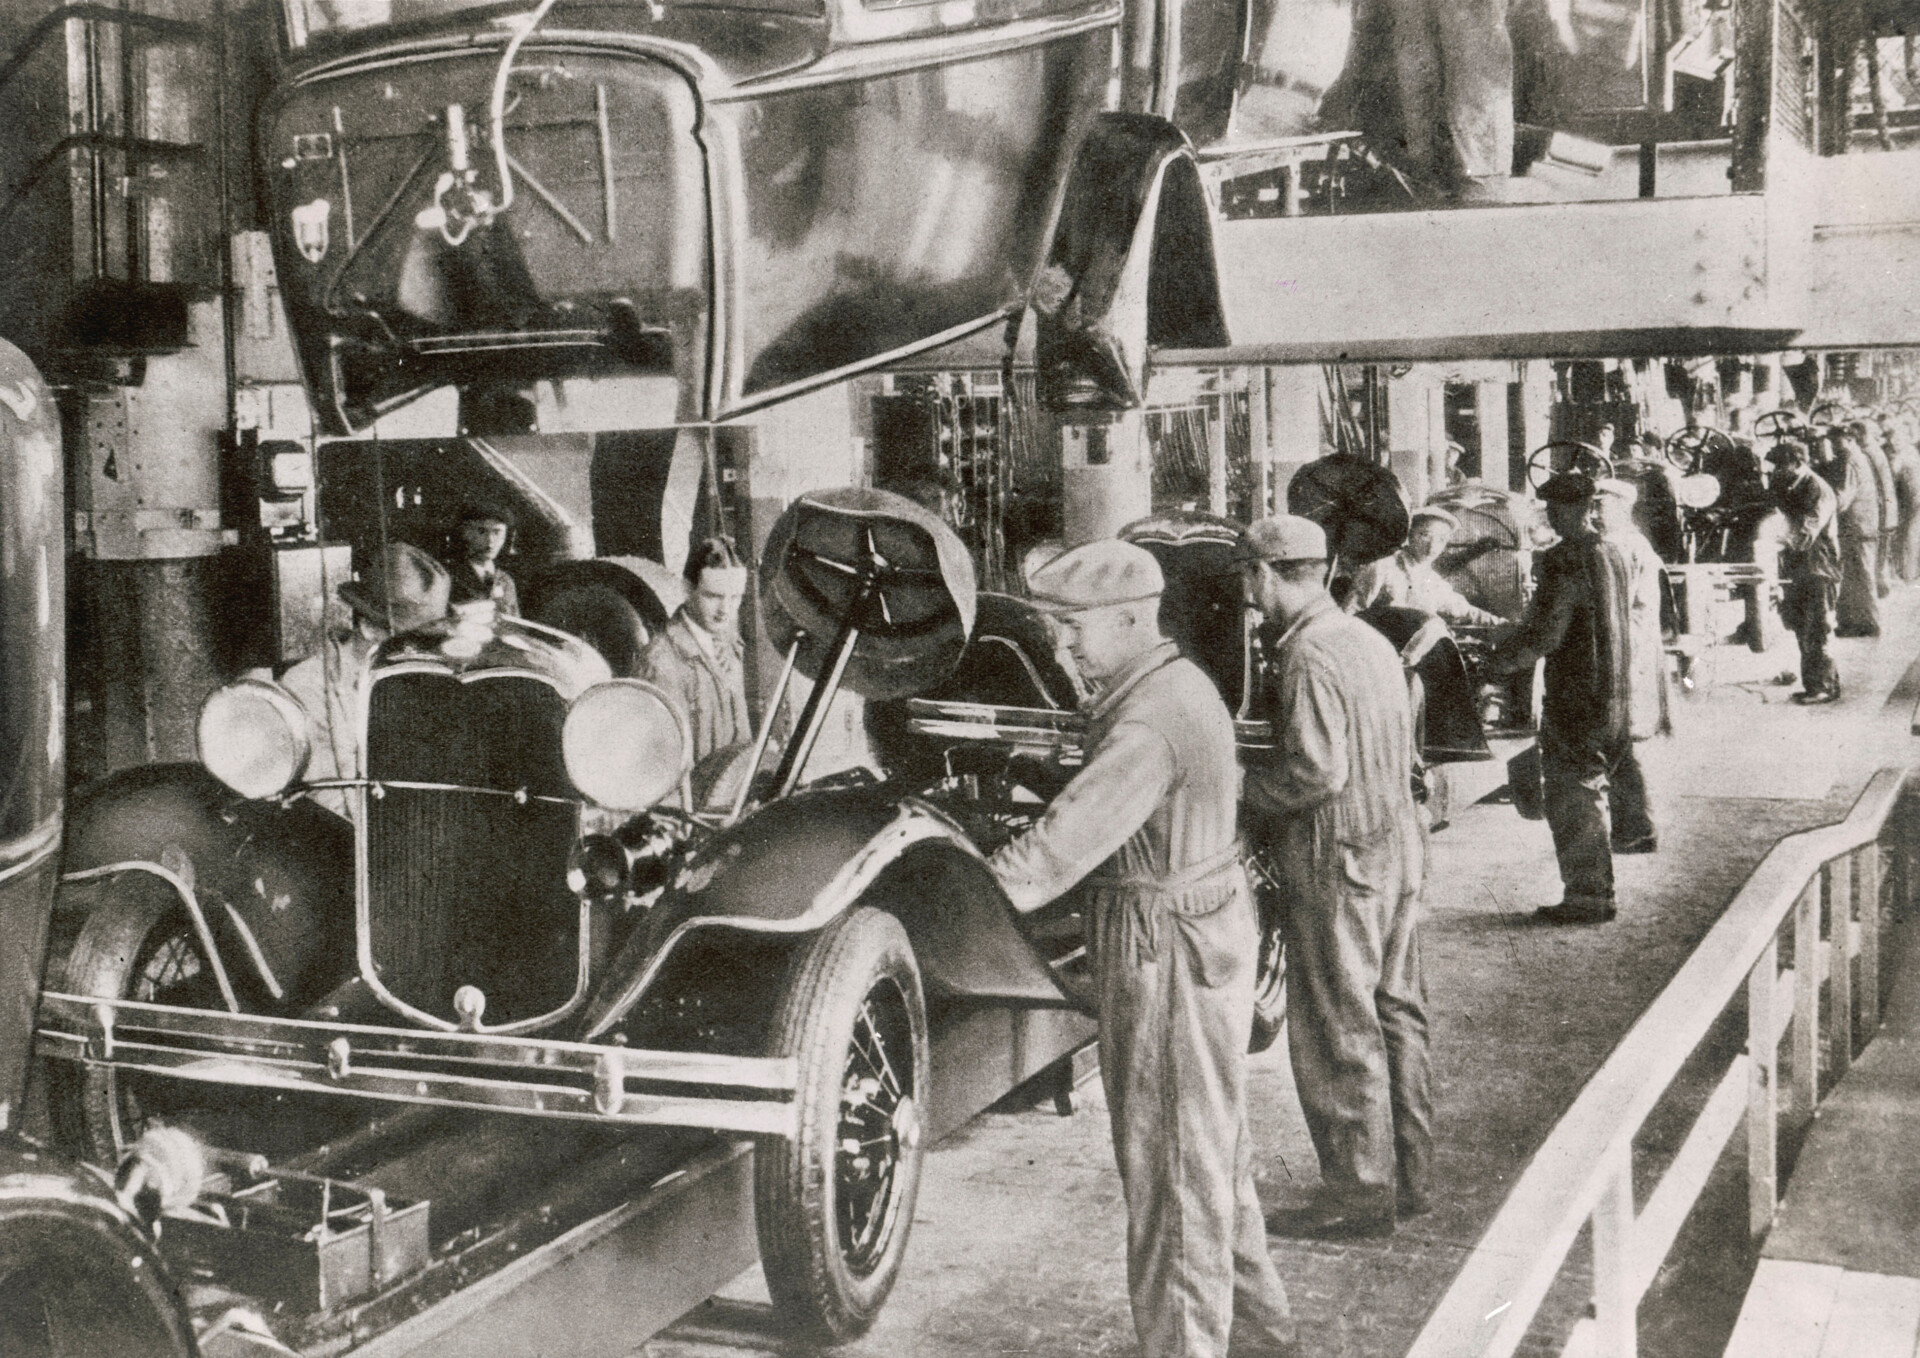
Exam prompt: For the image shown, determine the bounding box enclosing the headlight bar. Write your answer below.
[300,778,580,807]
[37,993,799,1139]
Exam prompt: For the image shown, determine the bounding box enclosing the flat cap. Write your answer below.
[1029,539,1164,612]
[1594,477,1638,503]
[1765,440,1810,466]
[1238,515,1328,564]
[1409,505,1459,531]
[1537,470,1597,505]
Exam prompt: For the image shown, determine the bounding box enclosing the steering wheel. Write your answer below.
[1663,426,1733,473]
[1525,441,1612,491]
[1808,400,1851,430]
[1752,409,1805,443]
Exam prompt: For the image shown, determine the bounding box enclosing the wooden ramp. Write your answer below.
[1724,929,1920,1357]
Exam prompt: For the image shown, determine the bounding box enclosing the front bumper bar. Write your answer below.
[37,993,799,1138]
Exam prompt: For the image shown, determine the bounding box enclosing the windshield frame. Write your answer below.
[281,0,820,50]
[281,0,544,50]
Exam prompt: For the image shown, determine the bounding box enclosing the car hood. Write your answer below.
[375,608,614,697]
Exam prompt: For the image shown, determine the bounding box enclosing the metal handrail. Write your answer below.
[1407,765,1911,1358]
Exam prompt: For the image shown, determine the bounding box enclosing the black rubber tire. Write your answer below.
[755,907,929,1344]
[0,1198,196,1358]
[46,886,220,1166]
[528,580,652,676]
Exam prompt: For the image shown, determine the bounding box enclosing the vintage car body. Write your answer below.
[0,341,63,1124]
[36,487,1090,1341]
[263,0,1231,432]
[1427,482,1544,622]
[0,339,201,1358]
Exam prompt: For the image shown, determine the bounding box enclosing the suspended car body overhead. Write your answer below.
[263,0,1118,431]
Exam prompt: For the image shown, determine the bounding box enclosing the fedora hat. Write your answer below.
[338,542,452,634]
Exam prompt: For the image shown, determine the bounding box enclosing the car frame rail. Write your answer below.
[37,993,799,1137]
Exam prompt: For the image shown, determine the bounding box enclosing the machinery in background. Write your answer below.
[872,377,1014,590]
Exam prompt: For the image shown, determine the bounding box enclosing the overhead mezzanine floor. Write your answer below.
[1160,146,1920,370]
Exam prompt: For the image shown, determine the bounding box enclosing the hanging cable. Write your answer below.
[490,0,562,216]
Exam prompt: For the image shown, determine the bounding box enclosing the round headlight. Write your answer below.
[562,680,690,813]
[1676,473,1722,509]
[197,680,312,800]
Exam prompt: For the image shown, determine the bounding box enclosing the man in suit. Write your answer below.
[638,537,756,767]
[446,501,521,616]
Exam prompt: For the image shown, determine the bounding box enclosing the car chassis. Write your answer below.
[37,487,1101,1344]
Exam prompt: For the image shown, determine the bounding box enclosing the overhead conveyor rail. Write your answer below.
[1405,766,1915,1358]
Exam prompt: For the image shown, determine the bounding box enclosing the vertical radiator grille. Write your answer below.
[364,672,579,1025]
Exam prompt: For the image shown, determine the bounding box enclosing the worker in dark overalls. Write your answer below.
[1768,440,1843,705]
[1487,472,1641,924]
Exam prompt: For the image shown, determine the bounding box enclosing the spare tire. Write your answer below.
[523,560,674,677]
[532,581,652,676]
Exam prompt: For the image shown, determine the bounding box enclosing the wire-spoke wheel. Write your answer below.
[756,907,928,1344]
[47,886,223,1166]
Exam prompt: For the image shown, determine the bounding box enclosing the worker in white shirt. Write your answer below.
[1344,507,1505,627]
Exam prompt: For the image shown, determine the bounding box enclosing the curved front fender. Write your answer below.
[60,765,354,1010]
[581,786,1075,1038]
[661,784,928,930]
[1034,112,1228,411]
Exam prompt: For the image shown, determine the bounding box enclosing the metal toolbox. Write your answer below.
[163,1168,430,1312]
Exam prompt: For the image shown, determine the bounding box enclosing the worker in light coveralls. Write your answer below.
[1239,516,1431,1241]
[989,539,1297,1358]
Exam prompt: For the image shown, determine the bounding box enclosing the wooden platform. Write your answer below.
[1723,929,1920,1356]
[1722,1262,1920,1358]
